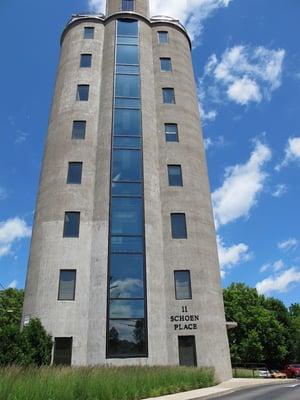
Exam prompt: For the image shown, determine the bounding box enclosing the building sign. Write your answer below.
[170,306,199,331]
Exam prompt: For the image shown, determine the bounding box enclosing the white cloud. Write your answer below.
[212,140,271,227]
[256,267,300,295]
[86,0,233,43]
[150,0,232,43]
[227,77,262,105]
[87,0,105,12]
[260,259,284,273]
[217,236,251,277]
[198,81,218,123]
[271,183,287,198]
[276,137,300,170]
[278,238,298,252]
[203,45,285,106]
[7,280,18,289]
[204,135,225,150]
[0,218,31,258]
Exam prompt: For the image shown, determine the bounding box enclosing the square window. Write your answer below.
[160,58,172,72]
[158,31,169,44]
[80,54,92,68]
[171,213,187,239]
[163,88,175,104]
[63,212,80,238]
[84,27,94,39]
[165,123,178,142]
[67,162,82,184]
[178,336,197,367]
[53,338,73,365]
[76,85,89,101]
[58,270,76,301]
[72,121,86,139]
[174,270,192,300]
[168,165,183,186]
[122,0,134,11]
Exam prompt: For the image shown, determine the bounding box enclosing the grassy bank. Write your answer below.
[232,368,260,378]
[0,366,215,400]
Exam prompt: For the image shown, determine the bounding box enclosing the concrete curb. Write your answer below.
[142,378,298,400]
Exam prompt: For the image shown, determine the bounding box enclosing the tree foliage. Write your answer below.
[0,289,52,366]
[224,283,300,367]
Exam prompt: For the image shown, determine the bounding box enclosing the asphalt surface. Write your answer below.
[202,382,300,400]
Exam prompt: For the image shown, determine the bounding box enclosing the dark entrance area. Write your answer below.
[178,336,197,367]
[53,337,73,365]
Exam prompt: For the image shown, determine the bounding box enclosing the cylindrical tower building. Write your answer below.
[22,0,232,381]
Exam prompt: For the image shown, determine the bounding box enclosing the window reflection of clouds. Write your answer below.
[110,299,144,318]
[110,278,143,298]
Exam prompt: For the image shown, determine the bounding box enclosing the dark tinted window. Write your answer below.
[168,165,183,186]
[84,27,94,39]
[160,58,172,71]
[53,338,73,365]
[171,213,187,239]
[116,74,140,98]
[122,0,134,11]
[108,319,145,356]
[178,336,197,367]
[117,19,138,36]
[117,45,139,65]
[80,54,92,68]
[110,254,144,298]
[174,270,192,300]
[72,121,86,139]
[165,124,178,142]
[112,149,141,181]
[111,198,143,235]
[67,162,82,184]
[158,31,169,43]
[76,85,89,101]
[58,270,76,300]
[163,88,175,104]
[114,109,141,136]
[63,212,80,238]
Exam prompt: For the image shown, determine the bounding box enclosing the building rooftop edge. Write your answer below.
[61,12,191,48]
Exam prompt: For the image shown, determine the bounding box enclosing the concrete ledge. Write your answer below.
[142,378,298,400]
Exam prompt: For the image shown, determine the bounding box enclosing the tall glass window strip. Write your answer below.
[107,19,147,358]
[122,0,134,11]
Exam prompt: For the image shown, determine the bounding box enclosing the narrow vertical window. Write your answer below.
[178,336,197,367]
[53,338,73,365]
[80,54,92,68]
[122,0,134,11]
[67,162,82,184]
[63,212,80,238]
[163,88,175,104]
[171,213,187,239]
[72,121,86,140]
[165,124,178,142]
[158,31,169,44]
[174,270,192,300]
[76,85,89,101]
[168,165,183,186]
[58,270,76,301]
[160,58,172,72]
[84,27,94,39]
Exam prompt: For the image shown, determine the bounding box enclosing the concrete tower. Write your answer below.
[22,0,232,381]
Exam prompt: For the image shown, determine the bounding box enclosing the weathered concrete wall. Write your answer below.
[106,0,149,17]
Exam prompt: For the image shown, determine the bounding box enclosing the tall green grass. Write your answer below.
[0,366,215,400]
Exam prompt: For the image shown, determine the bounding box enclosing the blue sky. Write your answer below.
[0,0,299,306]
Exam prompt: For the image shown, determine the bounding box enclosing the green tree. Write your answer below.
[0,288,52,366]
[224,283,289,367]
[289,304,300,361]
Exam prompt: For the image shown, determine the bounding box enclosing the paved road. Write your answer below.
[202,382,300,400]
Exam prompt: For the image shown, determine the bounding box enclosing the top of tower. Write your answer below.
[106,0,149,18]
